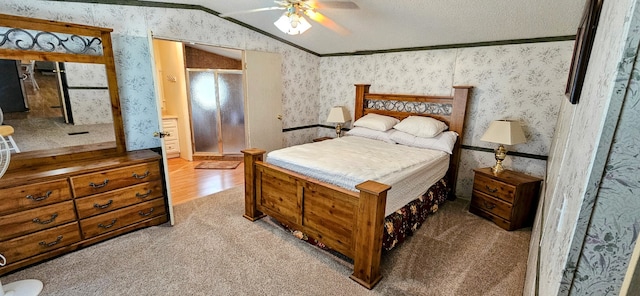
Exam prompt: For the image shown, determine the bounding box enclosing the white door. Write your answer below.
[243,50,283,152]
[147,31,175,225]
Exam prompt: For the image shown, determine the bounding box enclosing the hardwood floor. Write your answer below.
[166,157,244,205]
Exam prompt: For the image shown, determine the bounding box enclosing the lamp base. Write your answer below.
[335,123,342,138]
[492,144,507,175]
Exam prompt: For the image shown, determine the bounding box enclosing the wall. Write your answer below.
[536,0,640,295]
[0,0,321,150]
[153,39,193,160]
[184,47,241,70]
[64,62,112,125]
[316,42,573,198]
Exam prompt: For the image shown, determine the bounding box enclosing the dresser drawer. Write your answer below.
[470,191,512,220]
[0,200,77,241]
[75,180,164,219]
[162,118,177,129]
[0,179,71,216]
[70,162,161,198]
[80,198,166,239]
[472,174,516,203]
[163,126,179,141]
[164,139,180,153]
[0,222,81,264]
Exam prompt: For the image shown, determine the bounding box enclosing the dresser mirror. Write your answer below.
[0,14,126,172]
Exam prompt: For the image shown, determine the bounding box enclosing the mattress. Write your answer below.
[266,136,449,216]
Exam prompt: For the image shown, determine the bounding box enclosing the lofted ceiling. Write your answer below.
[145,0,586,55]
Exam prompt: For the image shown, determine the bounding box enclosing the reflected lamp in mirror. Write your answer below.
[326,106,351,138]
[480,120,526,174]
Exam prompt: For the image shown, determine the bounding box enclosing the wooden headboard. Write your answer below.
[354,84,472,197]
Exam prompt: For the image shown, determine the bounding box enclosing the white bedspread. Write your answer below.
[266,136,449,216]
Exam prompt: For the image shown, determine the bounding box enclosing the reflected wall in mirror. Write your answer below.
[0,59,115,153]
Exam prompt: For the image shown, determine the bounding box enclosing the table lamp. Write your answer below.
[326,106,351,137]
[480,120,526,174]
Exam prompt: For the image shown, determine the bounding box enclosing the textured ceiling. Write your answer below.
[145,0,586,55]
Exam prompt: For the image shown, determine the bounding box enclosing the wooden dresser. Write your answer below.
[469,167,542,231]
[0,150,168,275]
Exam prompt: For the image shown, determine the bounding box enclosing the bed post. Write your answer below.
[448,86,472,199]
[350,180,391,289]
[242,149,267,221]
[354,84,371,120]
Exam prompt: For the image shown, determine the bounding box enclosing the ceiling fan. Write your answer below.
[219,0,359,35]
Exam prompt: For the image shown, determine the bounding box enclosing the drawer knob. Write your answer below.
[485,185,498,193]
[138,207,155,217]
[93,199,114,209]
[26,190,53,202]
[89,179,109,189]
[98,219,118,229]
[32,213,58,225]
[132,170,150,179]
[483,201,497,210]
[39,235,63,248]
[136,190,153,199]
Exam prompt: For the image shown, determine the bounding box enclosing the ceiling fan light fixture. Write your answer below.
[274,11,311,35]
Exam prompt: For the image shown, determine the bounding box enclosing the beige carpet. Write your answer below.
[0,186,531,296]
[194,160,241,169]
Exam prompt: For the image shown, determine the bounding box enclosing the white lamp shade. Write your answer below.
[274,13,312,35]
[326,106,351,123]
[480,120,526,145]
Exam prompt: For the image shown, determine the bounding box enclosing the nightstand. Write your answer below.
[312,137,333,142]
[469,168,542,231]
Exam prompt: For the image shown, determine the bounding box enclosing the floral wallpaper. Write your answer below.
[536,0,640,295]
[317,42,573,198]
[64,63,111,125]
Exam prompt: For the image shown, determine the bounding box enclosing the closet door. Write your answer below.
[187,70,220,154]
[218,71,245,154]
[243,51,283,153]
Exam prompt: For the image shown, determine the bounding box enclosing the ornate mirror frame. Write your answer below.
[0,13,126,171]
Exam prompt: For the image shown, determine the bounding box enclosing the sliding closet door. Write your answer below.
[187,70,220,154]
[218,71,245,154]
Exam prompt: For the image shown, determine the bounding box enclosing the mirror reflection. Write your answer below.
[0,59,115,153]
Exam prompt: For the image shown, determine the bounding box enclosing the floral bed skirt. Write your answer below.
[275,178,450,255]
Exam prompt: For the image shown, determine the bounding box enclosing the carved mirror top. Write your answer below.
[0,13,125,171]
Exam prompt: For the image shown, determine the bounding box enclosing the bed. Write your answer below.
[242,84,471,289]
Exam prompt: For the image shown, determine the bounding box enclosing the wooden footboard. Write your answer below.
[242,149,391,289]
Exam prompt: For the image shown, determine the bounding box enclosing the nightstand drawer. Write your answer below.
[472,174,516,203]
[471,191,512,220]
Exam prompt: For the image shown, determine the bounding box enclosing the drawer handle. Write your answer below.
[89,179,109,189]
[136,190,153,199]
[132,170,150,179]
[483,201,497,210]
[26,190,53,202]
[138,207,155,217]
[0,254,5,266]
[39,235,63,248]
[485,185,498,193]
[98,219,118,229]
[32,213,58,225]
[93,199,114,209]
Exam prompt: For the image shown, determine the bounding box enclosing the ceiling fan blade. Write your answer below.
[305,10,350,35]
[219,7,285,18]
[313,1,359,9]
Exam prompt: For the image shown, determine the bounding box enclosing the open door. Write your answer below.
[243,50,283,152]
[147,31,176,225]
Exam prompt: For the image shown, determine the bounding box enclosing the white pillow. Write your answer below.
[345,127,396,144]
[393,116,448,138]
[352,113,400,132]
[390,130,458,154]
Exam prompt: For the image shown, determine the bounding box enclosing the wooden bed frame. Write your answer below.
[242,84,471,289]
